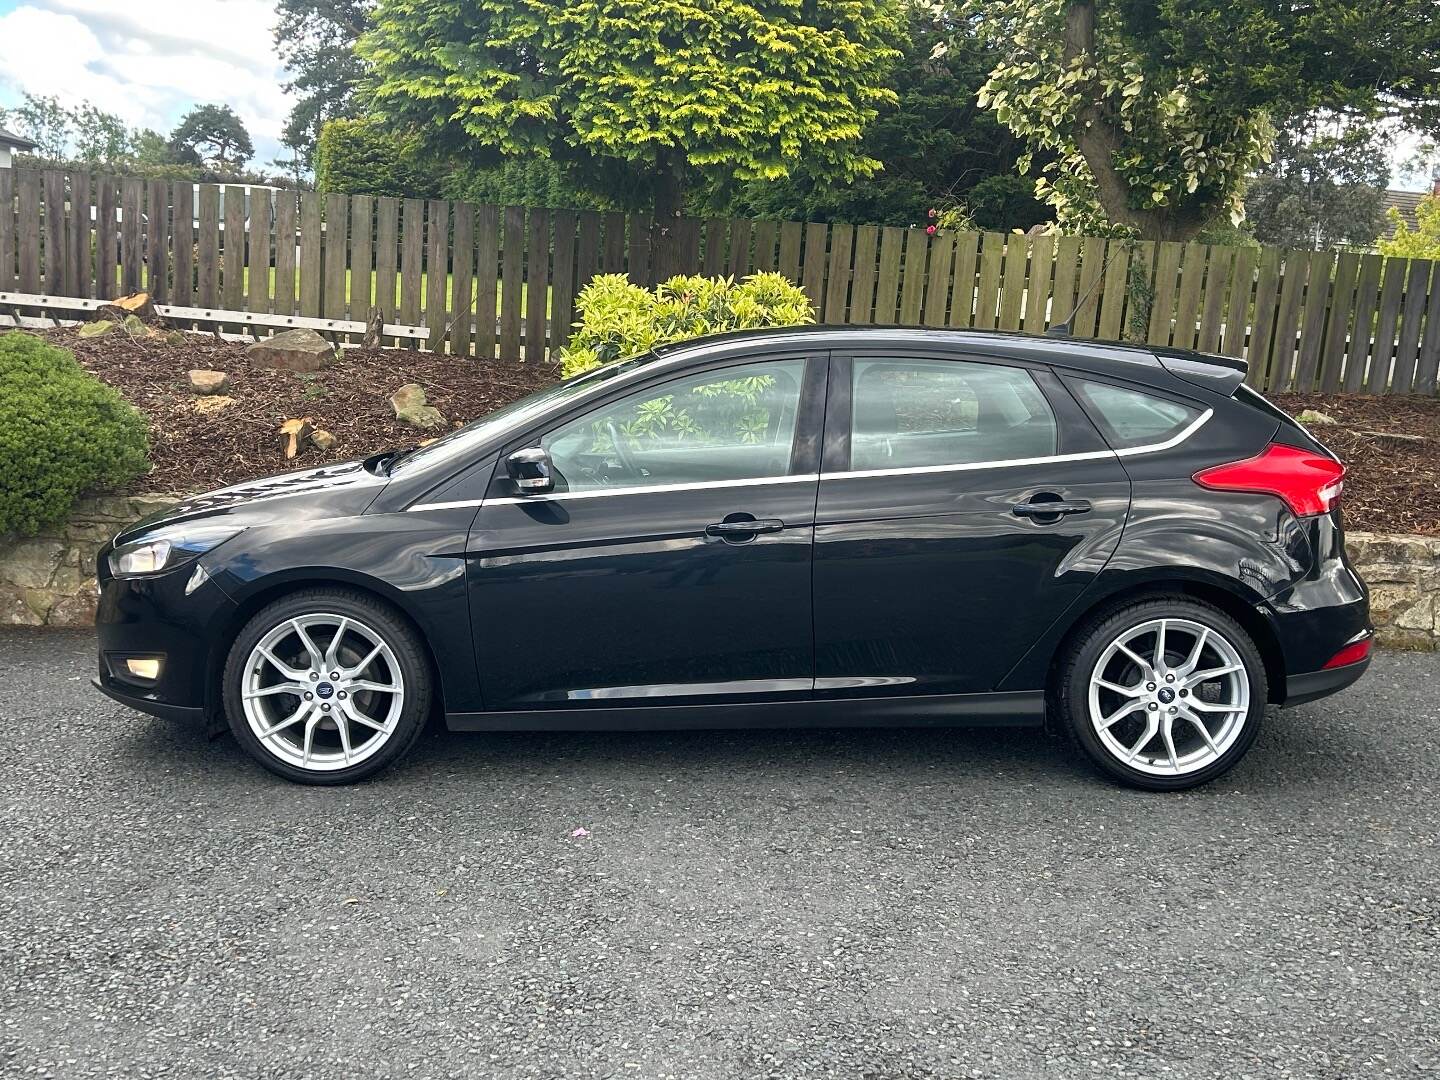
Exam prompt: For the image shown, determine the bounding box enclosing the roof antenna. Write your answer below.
[1046,244,1116,337]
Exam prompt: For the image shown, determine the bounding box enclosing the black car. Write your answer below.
[93,327,1371,790]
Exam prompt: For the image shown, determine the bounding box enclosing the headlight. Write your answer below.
[109,523,246,577]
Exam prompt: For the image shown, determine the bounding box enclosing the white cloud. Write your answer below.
[0,0,297,160]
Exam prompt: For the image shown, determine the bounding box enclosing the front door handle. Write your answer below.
[705,517,785,541]
[1012,499,1092,518]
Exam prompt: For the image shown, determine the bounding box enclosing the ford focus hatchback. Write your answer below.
[93,328,1371,790]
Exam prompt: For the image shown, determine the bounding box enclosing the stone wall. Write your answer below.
[0,501,1437,648]
[0,495,181,627]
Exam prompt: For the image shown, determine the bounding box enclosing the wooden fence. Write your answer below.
[2,165,1438,394]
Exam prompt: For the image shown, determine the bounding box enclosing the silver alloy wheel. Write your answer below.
[240,613,405,773]
[1087,617,1250,777]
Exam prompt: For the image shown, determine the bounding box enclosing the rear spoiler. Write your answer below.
[1154,348,1248,396]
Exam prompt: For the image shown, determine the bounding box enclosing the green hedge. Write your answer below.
[314,118,439,200]
[0,332,150,537]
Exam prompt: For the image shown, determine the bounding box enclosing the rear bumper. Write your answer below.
[1283,656,1371,708]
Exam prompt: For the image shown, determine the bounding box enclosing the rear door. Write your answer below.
[813,349,1131,698]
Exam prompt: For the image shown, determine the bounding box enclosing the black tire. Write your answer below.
[1056,596,1267,791]
[222,587,432,785]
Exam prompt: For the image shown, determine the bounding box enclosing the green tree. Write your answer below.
[360,0,904,220]
[957,0,1440,240]
[69,103,133,165]
[701,8,1049,230]
[1245,116,1388,251]
[274,0,372,168]
[168,104,254,173]
[1380,195,1440,260]
[13,93,72,161]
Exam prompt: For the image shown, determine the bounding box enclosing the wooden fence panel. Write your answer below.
[849,225,879,324]
[42,170,65,294]
[1196,245,1232,353]
[825,223,855,323]
[999,236,1028,331]
[949,231,980,328]
[449,201,474,357]
[0,169,14,291]
[223,185,246,314]
[1416,280,1440,396]
[67,172,90,297]
[575,210,601,295]
[120,179,144,295]
[247,187,271,313]
[1169,243,1205,350]
[922,231,953,327]
[172,181,194,307]
[726,218,750,277]
[1244,249,1281,386]
[873,227,904,324]
[474,204,500,359]
[1292,251,1335,392]
[974,233,1005,330]
[374,196,398,329]
[777,222,802,284]
[1391,259,1433,394]
[324,193,348,324]
[1365,258,1406,394]
[626,214,650,286]
[1050,236,1082,335]
[898,230,927,325]
[398,198,423,330]
[1221,247,1254,358]
[1342,254,1382,392]
[197,184,220,308]
[349,195,372,321]
[751,221,777,273]
[1095,240,1129,341]
[525,208,550,364]
[1145,242,1181,345]
[17,171,40,293]
[1070,236,1105,338]
[272,189,296,316]
[602,213,625,275]
[145,179,168,302]
[298,191,322,317]
[802,222,828,316]
[1314,252,1359,392]
[1267,252,1309,391]
[551,209,578,353]
[500,206,524,360]
[1022,234,1053,334]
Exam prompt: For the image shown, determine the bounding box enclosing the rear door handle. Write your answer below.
[705,518,785,539]
[1012,499,1092,518]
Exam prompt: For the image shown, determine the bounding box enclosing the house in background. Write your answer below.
[0,126,36,169]
[1381,179,1440,239]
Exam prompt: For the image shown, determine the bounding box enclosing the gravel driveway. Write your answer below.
[1,629,1436,1079]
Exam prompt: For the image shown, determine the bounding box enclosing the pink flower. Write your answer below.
[927,208,938,219]
[926,225,937,235]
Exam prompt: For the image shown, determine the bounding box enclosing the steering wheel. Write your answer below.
[606,421,641,477]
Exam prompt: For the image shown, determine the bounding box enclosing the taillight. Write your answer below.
[1323,639,1372,669]
[1193,443,1345,517]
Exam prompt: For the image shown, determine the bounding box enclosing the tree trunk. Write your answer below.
[1062,1,1214,242]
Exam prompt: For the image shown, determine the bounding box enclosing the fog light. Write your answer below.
[125,657,161,680]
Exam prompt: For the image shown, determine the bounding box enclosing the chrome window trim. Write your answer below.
[404,407,1212,510]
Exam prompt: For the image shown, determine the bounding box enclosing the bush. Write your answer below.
[0,332,150,537]
[559,273,815,377]
[314,118,438,199]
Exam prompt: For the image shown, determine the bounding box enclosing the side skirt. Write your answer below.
[446,691,1045,733]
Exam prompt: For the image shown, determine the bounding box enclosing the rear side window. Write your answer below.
[850,358,1058,471]
[1072,381,1201,449]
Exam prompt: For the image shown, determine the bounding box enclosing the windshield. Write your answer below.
[388,354,653,474]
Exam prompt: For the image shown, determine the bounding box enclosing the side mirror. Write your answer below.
[506,446,554,495]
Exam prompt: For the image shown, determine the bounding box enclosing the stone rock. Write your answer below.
[165,331,188,346]
[310,429,336,452]
[121,314,150,338]
[0,539,65,589]
[188,369,230,395]
[1295,409,1337,425]
[78,319,113,338]
[390,383,446,429]
[48,583,98,628]
[0,584,43,626]
[246,328,336,373]
[193,395,235,416]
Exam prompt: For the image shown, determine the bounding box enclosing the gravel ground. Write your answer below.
[1,630,1436,1080]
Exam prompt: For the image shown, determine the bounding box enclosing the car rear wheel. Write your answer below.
[1058,597,1267,791]
[222,588,431,784]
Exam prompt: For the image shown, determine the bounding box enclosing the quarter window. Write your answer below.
[849,358,1058,471]
[542,359,806,492]
[1073,381,1201,448]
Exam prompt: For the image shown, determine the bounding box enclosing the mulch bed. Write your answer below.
[20,327,1440,536]
[1271,394,1440,537]
[33,327,559,495]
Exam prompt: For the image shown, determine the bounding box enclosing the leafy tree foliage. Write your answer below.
[360,0,904,219]
[1245,116,1387,251]
[701,9,1049,230]
[1380,195,1440,260]
[11,93,71,161]
[168,105,254,172]
[274,0,373,167]
[314,117,434,198]
[957,0,1440,241]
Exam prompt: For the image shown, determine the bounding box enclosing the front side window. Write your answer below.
[1073,380,1201,449]
[849,358,1058,471]
[542,359,806,492]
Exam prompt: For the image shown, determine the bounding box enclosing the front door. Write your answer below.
[813,351,1131,698]
[469,354,824,711]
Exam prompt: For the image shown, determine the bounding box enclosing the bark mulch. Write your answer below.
[1270,393,1440,537]
[24,328,1440,536]
[36,327,559,495]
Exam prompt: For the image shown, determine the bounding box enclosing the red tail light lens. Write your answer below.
[1193,443,1345,517]
[1323,639,1372,669]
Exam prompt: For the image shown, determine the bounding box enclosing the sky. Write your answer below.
[0,0,297,167]
[0,0,1431,190]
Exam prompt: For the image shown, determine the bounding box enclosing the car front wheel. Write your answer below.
[1059,597,1267,791]
[222,588,432,784]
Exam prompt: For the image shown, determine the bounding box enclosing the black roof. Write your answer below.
[0,126,36,151]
